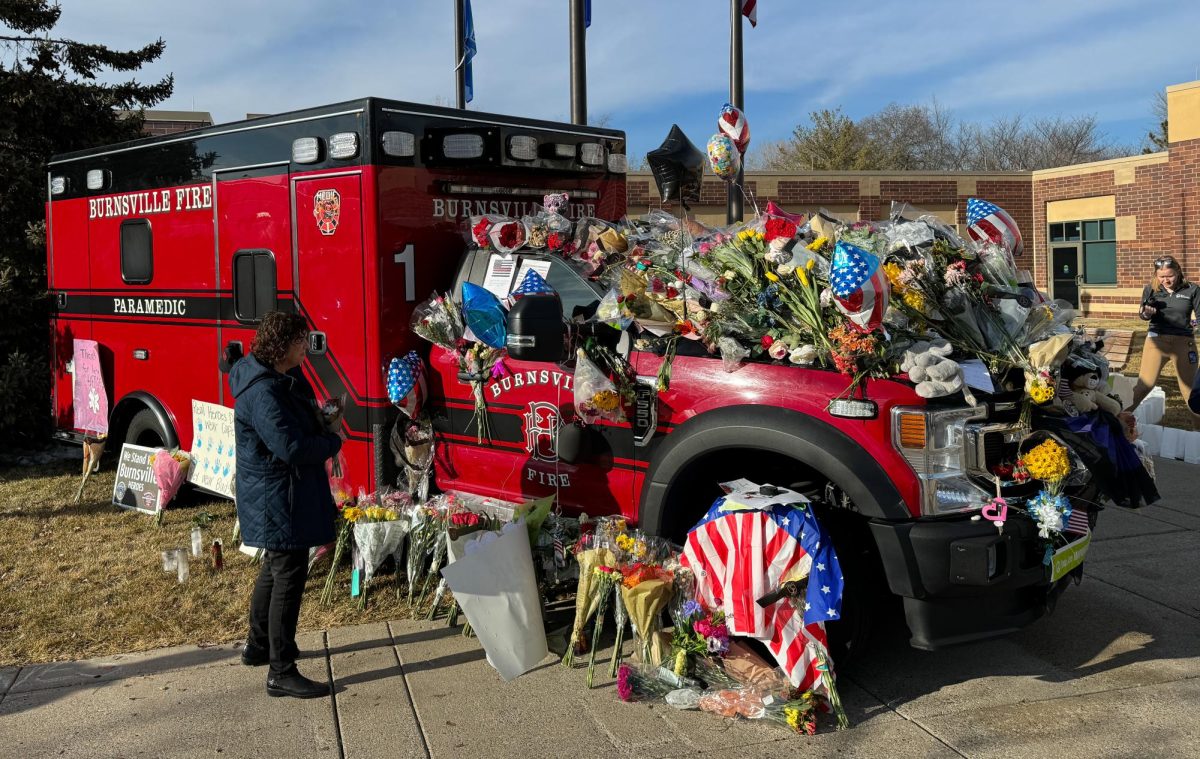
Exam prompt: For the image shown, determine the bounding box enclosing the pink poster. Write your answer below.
[73,339,108,435]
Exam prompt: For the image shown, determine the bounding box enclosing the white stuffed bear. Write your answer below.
[901,339,963,398]
[1069,370,1122,416]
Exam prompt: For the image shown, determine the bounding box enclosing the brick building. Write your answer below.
[630,79,1200,319]
[127,109,214,137]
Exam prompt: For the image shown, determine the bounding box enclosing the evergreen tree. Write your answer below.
[0,1,172,448]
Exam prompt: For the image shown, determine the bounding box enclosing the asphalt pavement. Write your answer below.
[2,458,1198,758]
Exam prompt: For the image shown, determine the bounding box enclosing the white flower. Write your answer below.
[789,345,817,365]
[819,288,833,308]
[709,301,723,314]
[768,341,789,360]
[723,269,736,280]
[777,262,796,277]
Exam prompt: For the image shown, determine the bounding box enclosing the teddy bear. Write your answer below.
[900,339,963,398]
[1068,370,1122,416]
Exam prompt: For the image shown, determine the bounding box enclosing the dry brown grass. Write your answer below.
[1075,317,1198,429]
[0,458,418,667]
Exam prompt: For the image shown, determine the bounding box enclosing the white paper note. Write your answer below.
[482,255,518,299]
[959,359,995,393]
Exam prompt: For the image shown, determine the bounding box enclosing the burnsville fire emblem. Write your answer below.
[313,189,341,235]
[523,401,560,463]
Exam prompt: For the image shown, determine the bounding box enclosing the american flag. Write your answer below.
[1065,503,1090,535]
[681,491,844,695]
[830,241,889,333]
[742,0,757,27]
[510,268,556,299]
[966,198,1024,258]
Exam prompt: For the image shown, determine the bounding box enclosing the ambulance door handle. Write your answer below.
[308,331,327,355]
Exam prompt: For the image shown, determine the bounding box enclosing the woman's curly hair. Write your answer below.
[251,311,308,366]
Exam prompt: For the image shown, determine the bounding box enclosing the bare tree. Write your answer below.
[1144,90,1168,153]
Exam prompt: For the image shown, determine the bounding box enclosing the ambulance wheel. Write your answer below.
[125,408,171,449]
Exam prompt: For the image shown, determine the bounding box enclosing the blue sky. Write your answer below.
[46,0,1200,166]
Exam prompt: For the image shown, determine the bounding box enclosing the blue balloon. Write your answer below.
[462,282,508,349]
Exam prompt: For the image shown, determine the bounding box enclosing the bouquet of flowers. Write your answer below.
[321,490,363,605]
[150,448,191,527]
[352,498,412,609]
[670,601,730,676]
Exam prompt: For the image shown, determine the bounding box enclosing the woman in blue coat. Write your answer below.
[230,311,342,699]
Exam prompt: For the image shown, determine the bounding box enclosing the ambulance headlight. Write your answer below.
[607,153,627,173]
[443,134,484,159]
[292,137,321,164]
[508,135,537,161]
[328,132,359,160]
[381,131,415,157]
[578,143,605,166]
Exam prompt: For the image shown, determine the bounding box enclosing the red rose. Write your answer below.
[547,232,563,251]
[764,217,797,243]
[760,335,774,348]
[498,222,522,249]
[665,286,679,299]
[472,219,491,247]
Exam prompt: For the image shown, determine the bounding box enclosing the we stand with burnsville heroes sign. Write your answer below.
[110,400,237,513]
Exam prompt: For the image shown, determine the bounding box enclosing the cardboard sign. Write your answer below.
[112,443,161,514]
[72,339,108,434]
[188,400,236,498]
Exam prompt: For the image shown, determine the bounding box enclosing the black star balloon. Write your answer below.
[645,124,704,209]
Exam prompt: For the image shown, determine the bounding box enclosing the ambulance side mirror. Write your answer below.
[505,294,565,362]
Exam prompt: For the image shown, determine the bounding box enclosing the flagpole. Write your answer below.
[728,0,744,224]
[454,0,466,109]
[569,0,587,125]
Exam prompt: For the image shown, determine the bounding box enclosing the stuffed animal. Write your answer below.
[1068,370,1122,416]
[900,339,963,398]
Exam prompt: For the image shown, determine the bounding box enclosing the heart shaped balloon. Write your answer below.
[718,103,751,154]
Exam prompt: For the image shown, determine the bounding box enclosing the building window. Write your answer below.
[120,219,153,284]
[232,250,277,322]
[1048,218,1116,285]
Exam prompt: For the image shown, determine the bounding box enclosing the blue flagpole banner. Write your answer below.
[585,0,591,28]
[464,0,477,103]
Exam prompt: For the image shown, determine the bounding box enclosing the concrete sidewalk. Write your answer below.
[3,459,1199,758]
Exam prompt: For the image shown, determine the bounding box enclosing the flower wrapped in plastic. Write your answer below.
[352,500,411,609]
[562,531,617,668]
[151,448,191,527]
[410,291,464,350]
[574,348,626,424]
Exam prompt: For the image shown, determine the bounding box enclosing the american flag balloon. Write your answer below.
[830,241,889,333]
[510,268,556,299]
[966,198,1024,258]
[718,103,751,154]
[681,493,844,694]
[385,351,423,405]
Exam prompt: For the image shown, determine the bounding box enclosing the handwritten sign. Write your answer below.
[72,339,108,434]
[188,400,236,498]
[112,443,161,514]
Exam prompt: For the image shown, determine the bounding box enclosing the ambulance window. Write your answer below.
[543,259,601,320]
[232,250,278,322]
[120,219,153,284]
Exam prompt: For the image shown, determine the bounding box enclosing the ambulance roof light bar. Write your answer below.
[292,137,321,164]
[607,153,627,174]
[86,169,110,191]
[578,143,605,166]
[50,176,67,195]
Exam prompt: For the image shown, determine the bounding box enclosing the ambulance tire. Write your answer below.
[125,408,171,450]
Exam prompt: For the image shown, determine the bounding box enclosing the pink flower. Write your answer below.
[616,665,634,701]
[768,341,789,361]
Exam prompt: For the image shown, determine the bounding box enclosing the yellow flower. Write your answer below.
[342,506,364,523]
[797,268,810,287]
[764,271,779,283]
[807,236,828,252]
[592,389,620,412]
[883,262,905,290]
[785,707,802,731]
[902,290,925,312]
[1024,439,1070,481]
[805,259,816,271]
